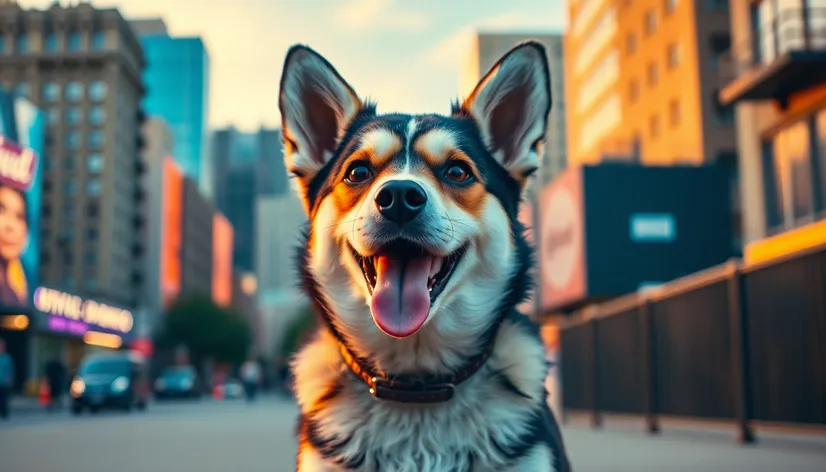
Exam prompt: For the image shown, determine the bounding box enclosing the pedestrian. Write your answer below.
[239,357,261,403]
[44,355,66,412]
[0,338,13,420]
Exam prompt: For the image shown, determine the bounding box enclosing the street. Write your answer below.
[2,397,826,472]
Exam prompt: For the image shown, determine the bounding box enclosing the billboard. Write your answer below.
[0,89,44,313]
[161,159,183,308]
[212,212,233,307]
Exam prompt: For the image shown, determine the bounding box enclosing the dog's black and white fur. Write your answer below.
[279,41,570,472]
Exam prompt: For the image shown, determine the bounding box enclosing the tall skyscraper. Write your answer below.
[132,18,209,189]
[0,2,147,309]
[210,126,287,273]
[564,0,734,166]
[461,32,566,189]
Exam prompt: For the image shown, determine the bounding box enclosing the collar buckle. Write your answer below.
[369,377,456,403]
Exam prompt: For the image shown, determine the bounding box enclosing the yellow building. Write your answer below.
[565,0,735,166]
[719,0,826,263]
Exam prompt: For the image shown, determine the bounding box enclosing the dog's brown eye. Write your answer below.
[346,165,372,184]
[445,164,471,182]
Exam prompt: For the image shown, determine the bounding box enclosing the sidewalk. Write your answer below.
[9,396,45,415]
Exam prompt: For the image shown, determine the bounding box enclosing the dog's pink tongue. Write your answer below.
[370,255,432,338]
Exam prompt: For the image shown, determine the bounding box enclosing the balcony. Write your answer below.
[719,7,826,106]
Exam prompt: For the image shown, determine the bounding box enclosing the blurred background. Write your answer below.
[0,0,825,470]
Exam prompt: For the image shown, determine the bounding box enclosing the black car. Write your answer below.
[154,365,201,399]
[70,353,149,414]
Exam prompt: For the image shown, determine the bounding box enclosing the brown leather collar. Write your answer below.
[339,341,495,403]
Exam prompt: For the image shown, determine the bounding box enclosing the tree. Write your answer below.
[161,296,252,367]
[278,303,317,360]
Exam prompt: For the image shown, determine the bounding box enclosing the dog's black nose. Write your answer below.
[374,180,427,225]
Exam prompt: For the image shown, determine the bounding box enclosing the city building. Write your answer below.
[212,212,234,308]
[131,18,210,190]
[180,177,213,298]
[719,0,826,264]
[564,0,734,165]
[0,2,147,311]
[255,190,306,294]
[210,126,288,272]
[460,32,567,189]
[564,0,739,246]
[143,119,181,318]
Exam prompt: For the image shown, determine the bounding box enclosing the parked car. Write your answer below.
[154,365,201,399]
[70,352,149,414]
[213,377,244,399]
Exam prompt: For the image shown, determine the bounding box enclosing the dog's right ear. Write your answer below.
[279,45,363,186]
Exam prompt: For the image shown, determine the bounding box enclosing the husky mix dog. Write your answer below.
[279,41,570,472]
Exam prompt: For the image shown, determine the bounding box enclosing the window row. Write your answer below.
[42,81,108,103]
[0,30,106,55]
[40,153,104,174]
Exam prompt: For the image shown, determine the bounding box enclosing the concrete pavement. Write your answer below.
[1,396,825,471]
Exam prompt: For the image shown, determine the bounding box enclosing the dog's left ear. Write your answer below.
[279,45,363,185]
[459,41,551,184]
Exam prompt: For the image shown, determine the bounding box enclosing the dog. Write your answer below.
[280,41,570,472]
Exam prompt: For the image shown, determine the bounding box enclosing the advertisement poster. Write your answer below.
[0,89,44,313]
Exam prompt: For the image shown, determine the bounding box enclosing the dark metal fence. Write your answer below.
[559,243,826,442]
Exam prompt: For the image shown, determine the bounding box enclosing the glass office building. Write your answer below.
[140,33,209,185]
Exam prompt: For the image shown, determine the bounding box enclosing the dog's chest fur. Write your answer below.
[293,315,561,472]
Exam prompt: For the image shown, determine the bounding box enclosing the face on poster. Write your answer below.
[0,91,44,312]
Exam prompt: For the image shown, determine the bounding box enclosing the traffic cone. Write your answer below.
[38,379,51,407]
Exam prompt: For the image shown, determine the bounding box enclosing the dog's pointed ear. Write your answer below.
[458,41,551,185]
[279,45,363,183]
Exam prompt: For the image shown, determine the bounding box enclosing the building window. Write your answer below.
[45,32,58,52]
[85,251,97,267]
[89,107,105,126]
[67,132,81,149]
[667,42,681,69]
[650,115,661,139]
[47,108,60,126]
[13,83,28,98]
[0,36,5,53]
[768,119,814,227]
[645,9,658,36]
[647,61,659,86]
[42,82,60,103]
[665,0,678,13]
[64,155,74,171]
[15,33,28,54]
[66,108,82,126]
[63,201,74,220]
[65,82,83,102]
[627,32,637,54]
[669,99,681,126]
[87,178,102,196]
[92,31,105,50]
[64,179,77,197]
[87,153,104,173]
[629,79,640,102]
[87,228,99,241]
[89,81,107,102]
[88,131,103,149]
[68,31,82,52]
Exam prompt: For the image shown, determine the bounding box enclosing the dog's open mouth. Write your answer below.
[351,240,466,339]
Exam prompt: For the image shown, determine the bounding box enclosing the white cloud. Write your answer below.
[335,0,429,31]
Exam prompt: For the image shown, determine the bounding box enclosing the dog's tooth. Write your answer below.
[429,257,442,279]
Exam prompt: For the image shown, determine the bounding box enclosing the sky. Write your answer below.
[21,0,566,131]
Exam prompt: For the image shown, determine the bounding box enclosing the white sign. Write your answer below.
[34,287,134,334]
[541,187,581,291]
[630,213,676,242]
